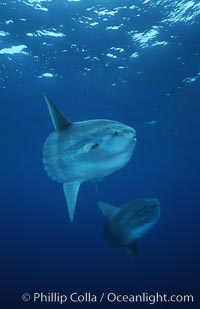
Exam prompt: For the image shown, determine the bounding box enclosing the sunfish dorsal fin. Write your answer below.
[63,182,80,222]
[43,93,72,131]
[98,201,118,218]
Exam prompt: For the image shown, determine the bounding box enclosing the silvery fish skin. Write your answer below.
[43,95,137,222]
[43,119,136,183]
[98,198,160,256]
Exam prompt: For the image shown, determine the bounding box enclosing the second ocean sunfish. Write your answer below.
[98,198,160,256]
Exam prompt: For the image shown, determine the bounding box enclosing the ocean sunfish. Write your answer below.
[43,95,137,222]
[98,198,160,256]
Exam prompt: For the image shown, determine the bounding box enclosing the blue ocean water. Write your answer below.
[1,0,200,308]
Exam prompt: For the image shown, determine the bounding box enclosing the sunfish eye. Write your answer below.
[114,131,119,136]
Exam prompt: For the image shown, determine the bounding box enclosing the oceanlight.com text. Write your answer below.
[21,291,194,305]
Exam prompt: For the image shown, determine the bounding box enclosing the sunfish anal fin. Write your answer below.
[63,182,80,222]
[127,242,138,258]
[98,201,118,218]
[43,93,72,131]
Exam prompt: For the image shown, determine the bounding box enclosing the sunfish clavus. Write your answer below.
[98,198,160,256]
[43,95,137,222]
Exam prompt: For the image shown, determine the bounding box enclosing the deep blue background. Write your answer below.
[1,0,200,308]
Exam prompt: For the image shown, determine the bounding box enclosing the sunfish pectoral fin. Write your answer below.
[63,182,81,222]
[43,93,72,131]
[98,201,118,218]
[126,242,138,258]
[84,143,99,152]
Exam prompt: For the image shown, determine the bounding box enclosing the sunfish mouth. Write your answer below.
[124,128,136,141]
